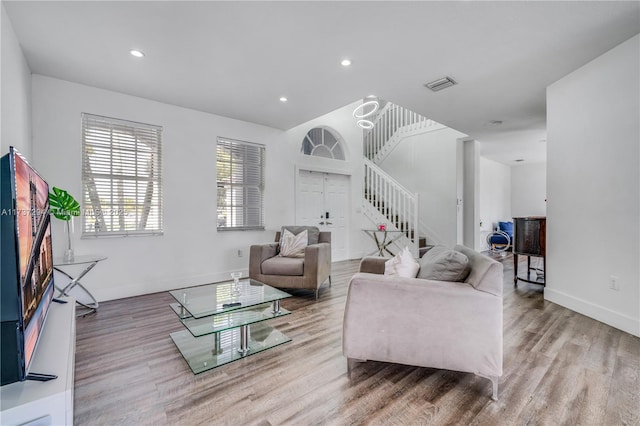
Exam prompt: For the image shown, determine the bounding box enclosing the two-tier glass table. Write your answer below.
[169,278,292,374]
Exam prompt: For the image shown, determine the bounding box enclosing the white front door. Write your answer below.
[296,170,349,261]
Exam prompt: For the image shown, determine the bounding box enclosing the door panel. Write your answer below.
[296,170,349,261]
[296,170,324,225]
[323,173,348,260]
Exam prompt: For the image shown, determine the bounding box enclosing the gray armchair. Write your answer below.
[249,227,331,299]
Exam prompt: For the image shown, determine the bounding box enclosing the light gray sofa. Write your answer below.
[342,245,503,400]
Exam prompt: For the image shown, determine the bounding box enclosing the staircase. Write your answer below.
[364,102,445,163]
[361,100,443,257]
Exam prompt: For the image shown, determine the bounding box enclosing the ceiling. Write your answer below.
[4,1,639,165]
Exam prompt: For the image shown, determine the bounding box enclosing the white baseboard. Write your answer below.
[544,288,639,337]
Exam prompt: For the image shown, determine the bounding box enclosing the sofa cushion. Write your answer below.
[261,256,305,276]
[418,247,471,282]
[384,247,420,278]
[281,226,320,245]
[279,229,307,257]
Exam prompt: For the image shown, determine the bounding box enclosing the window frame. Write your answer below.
[216,137,265,231]
[81,113,163,237]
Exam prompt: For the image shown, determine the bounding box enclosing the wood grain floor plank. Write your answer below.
[73,255,640,425]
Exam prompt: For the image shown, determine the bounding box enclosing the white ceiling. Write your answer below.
[4,1,639,165]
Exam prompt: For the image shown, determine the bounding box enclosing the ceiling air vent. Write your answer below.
[425,76,457,92]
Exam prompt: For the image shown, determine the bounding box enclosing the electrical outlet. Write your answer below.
[609,275,620,291]
[237,249,243,257]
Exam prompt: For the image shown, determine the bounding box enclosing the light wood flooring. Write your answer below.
[74,254,640,425]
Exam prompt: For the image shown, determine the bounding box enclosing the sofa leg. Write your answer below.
[476,373,499,401]
[490,376,499,401]
[346,358,366,381]
[329,275,332,287]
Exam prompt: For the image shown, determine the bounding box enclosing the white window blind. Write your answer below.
[216,137,265,231]
[82,113,163,237]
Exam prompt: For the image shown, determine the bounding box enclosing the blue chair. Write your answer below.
[488,221,513,252]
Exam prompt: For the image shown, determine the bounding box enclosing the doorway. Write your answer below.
[296,170,349,261]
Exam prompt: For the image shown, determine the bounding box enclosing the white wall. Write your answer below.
[1,4,32,157]
[284,100,370,259]
[479,156,511,251]
[463,139,480,251]
[380,127,467,247]
[546,35,639,337]
[511,162,547,217]
[31,75,291,302]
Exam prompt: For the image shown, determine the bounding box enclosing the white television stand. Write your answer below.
[0,298,76,425]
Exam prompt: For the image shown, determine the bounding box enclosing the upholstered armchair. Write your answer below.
[249,226,332,299]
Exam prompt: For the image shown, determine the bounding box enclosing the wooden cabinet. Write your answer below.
[513,217,546,286]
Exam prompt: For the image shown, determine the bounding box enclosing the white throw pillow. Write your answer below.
[384,247,420,278]
[279,229,308,258]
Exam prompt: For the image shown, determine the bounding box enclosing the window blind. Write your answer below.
[81,113,163,237]
[216,137,265,231]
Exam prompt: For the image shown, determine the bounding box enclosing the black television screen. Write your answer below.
[1,147,55,385]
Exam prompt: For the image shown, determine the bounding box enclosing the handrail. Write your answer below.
[363,158,413,196]
[364,102,441,162]
[363,158,419,255]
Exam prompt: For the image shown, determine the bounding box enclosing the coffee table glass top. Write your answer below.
[169,279,291,319]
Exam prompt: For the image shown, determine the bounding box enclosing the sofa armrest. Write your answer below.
[249,243,279,277]
[359,257,386,274]
[303,242,331,279]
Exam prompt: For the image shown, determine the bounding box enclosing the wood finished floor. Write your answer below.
[74,254,640,425]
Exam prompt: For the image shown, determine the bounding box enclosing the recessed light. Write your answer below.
[130,49,145,58]
[279,97,288,102]
[514,159,525,162]
[488,120,503,126]
[341,59,351,67]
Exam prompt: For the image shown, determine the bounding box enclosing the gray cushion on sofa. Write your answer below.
[261,256,305,276]
[281,226,320,245]
[418,246,471,282]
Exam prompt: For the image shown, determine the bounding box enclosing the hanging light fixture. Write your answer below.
[353,100,379,129]
[356,120,374,129]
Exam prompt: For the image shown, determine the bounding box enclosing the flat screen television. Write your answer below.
[1,147,56,385]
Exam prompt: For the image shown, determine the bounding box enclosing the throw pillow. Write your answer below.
[418,248,471,282]
[498,221,513,236]
[279,229,308,258]
[384,247,420,278]
[282,226,320,245]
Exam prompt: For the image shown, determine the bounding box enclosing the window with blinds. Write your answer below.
[81,113,163,237]
[216,137,265,231]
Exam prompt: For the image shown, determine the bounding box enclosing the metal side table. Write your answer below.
[363,229,405,257]
[54,255,106,316]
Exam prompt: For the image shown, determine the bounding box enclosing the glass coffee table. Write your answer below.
[169,278,292,374]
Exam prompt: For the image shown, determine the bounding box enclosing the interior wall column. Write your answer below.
[462,139,480,250]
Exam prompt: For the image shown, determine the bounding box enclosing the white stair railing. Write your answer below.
[363,158,419,256]
[364,103,445,163]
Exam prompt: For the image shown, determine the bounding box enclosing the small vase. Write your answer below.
[230,272,242,297]
[64,219,74,262]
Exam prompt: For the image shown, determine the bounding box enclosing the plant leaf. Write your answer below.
[49,186,81,221]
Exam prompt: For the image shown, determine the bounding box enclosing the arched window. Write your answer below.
[301,127,345,160]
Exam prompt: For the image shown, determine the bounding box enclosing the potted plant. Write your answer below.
[49,187,80,262]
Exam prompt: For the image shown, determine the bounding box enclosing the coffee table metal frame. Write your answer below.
[169,278,292,374]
